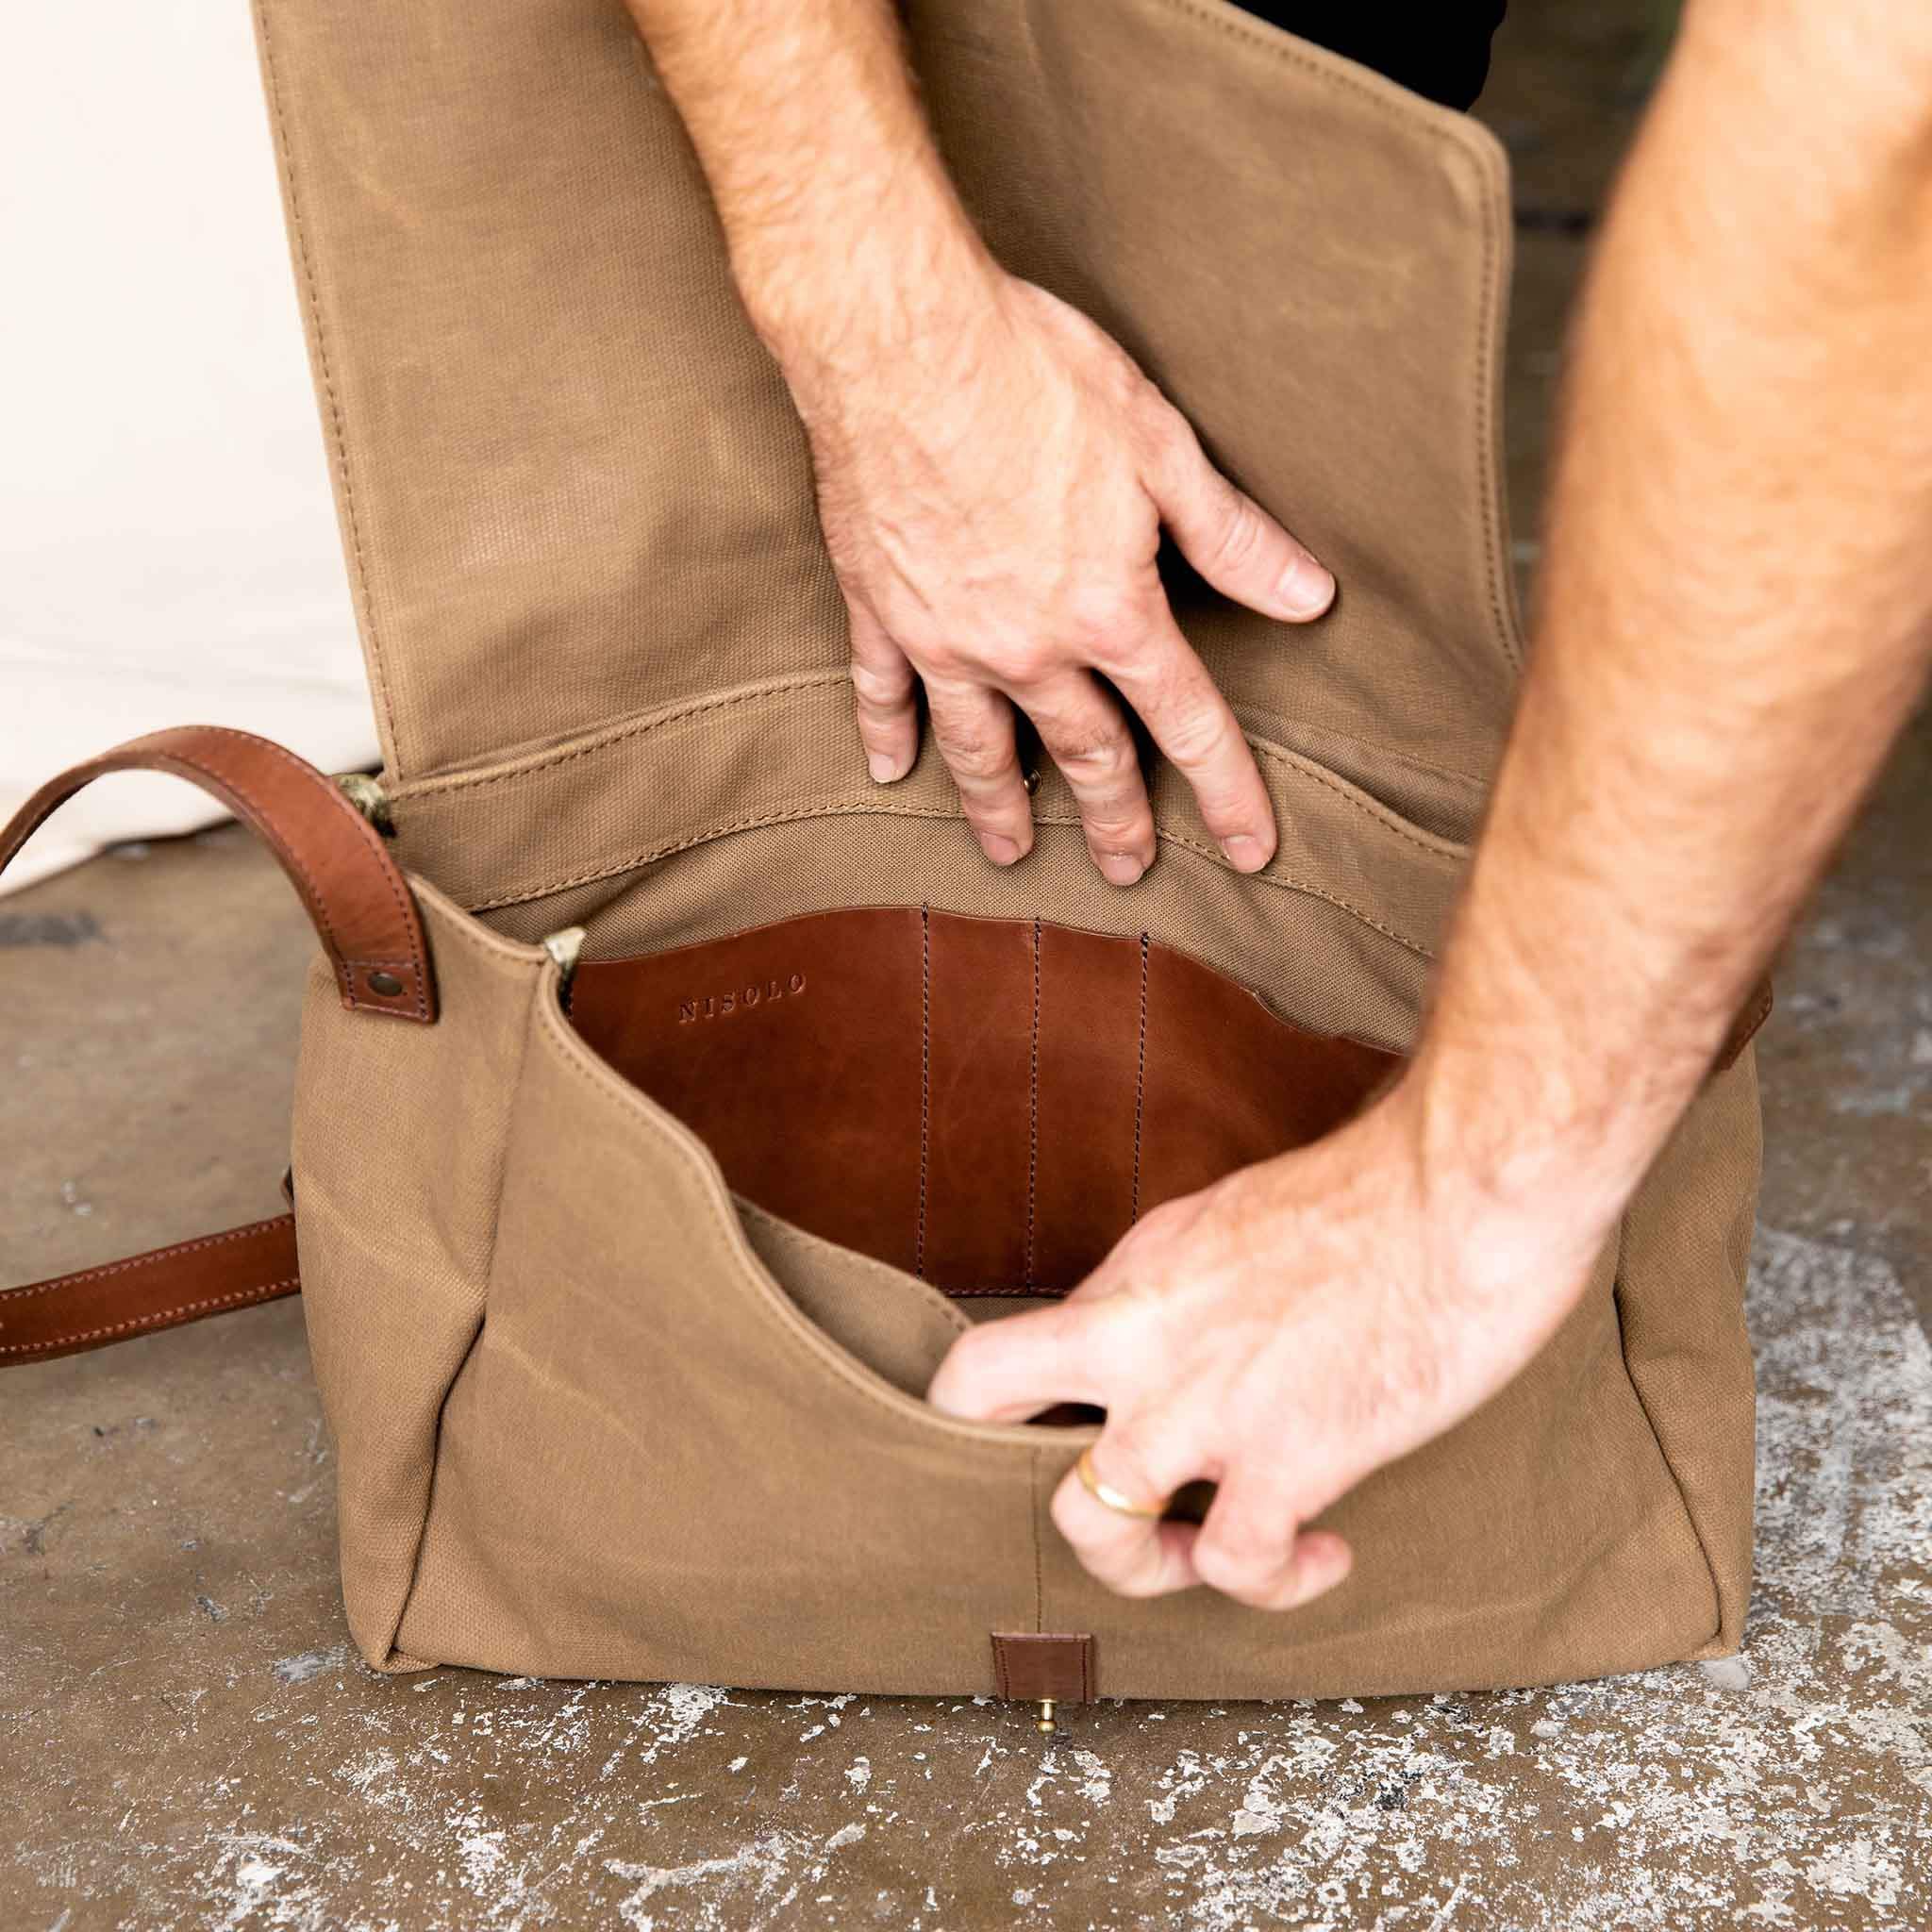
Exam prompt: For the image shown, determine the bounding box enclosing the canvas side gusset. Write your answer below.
[1615,1048,1764,1659]
[289,888,548,1668]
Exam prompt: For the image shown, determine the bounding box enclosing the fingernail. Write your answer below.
[1098,850,1144,887]
[979,832,1022,866]
[867,752,903,784]
[1275,555,1335,620]
[1221,834,1268,872]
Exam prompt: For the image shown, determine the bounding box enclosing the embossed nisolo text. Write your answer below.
[678,974,808,1024]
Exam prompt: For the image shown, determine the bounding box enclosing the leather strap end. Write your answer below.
[0,1215,300,1367]
[0,725,436,1024]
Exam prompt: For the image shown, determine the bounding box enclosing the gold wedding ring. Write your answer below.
[1076,1446,1169,1520]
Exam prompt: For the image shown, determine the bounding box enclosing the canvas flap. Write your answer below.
[254,0,1522,817]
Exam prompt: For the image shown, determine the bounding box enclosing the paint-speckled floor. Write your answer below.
[4,5,1929,1927]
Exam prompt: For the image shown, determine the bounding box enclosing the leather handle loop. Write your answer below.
[0,724,436,1022]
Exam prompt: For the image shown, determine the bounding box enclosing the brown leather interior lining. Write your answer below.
[566,908,1401,1296]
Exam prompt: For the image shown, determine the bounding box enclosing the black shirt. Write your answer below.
[1236,2,1507,110]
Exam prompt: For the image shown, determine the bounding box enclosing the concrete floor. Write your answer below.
[5,6,1930,1928]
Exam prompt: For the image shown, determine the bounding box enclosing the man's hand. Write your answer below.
[789,271,1333,883]
[625,0,1331,885]
[926,1083,1598,1607]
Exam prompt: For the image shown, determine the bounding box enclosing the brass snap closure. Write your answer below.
[367,970,405,997]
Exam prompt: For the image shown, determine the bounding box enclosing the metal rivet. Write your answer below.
[367,970,405,997]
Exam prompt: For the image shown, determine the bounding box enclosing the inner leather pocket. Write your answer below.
[567,907,1399,1295]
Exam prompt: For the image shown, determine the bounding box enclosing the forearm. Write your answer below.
[623,0,995,372]
[1415,0,1932,1278]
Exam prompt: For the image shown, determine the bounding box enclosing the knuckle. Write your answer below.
[944,1322,1002,1378]
[1050,1514,1159,1598]
[1063,587,1137,651]
[1274,1565,1330,1611]
[927,1331,994,1406]
[848,657,911,708]
[933,722,1017,783]
[1160,696,1233,772]
[1204,495,1267,574]
[1205,1503,1281,1566]
[1083,1414,1176,1500]
[1108,1557,1176,1600]
[1083,803,1150,846]
[1051,733,1131,784]
[916,640,968,680]
[1105,352,1159,414]
[1094,1442,1162,1507]
[1193,1533,1287,1604]
[1121,1195,1194,1252]
[1031,1302,1095,1357]
[1048,1477,1111,1552]
[988,641,1055,686]
[1133,389,1193,461]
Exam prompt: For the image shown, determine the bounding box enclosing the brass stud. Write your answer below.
[367,970,404,997]
[1036,1699,1058,1736]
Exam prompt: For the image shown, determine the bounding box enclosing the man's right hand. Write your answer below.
[777,269,1335,884]
[625,0,1332,886]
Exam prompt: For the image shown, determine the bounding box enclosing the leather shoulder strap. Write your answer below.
[0,726,435,1368]
[1,1216,301,1367]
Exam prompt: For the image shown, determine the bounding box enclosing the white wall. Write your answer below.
[1,0,377,891]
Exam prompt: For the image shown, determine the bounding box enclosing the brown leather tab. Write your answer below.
[0,1215,300,1367]
[0,725,435,1022]
[991,1633,1094,1704]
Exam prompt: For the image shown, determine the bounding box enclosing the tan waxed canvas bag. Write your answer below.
[1,0,1770,1715]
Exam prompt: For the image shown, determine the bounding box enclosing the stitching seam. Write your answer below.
[252,1,402,771]
[396,682,1477,858]
[154,729,428,1020]
[0,1216,291,1303]
[916,906,930,1280]
[1030,1449,1045,1634]
[1,1279,298,1357]
[456,802,1439,958]
[1154,0,1522,675]
[1025,919,1040,1291]
[1248,741,1469,859]
[1132,932,1149,1224]
[393,673,849,800]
